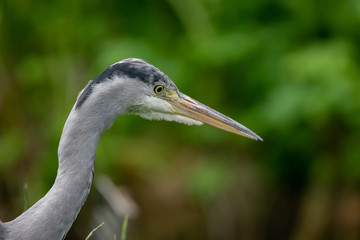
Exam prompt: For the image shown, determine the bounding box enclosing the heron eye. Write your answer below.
[154,85,165,94]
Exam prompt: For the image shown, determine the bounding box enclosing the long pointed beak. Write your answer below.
[163,91,263,141]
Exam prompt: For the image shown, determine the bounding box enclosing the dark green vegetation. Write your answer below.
[0,0,360,239]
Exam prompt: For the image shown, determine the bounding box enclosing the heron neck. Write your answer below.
[5,107,108,240]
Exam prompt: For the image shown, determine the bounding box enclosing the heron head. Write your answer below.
[75,58,262,141]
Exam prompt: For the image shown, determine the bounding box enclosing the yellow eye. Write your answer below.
[154,85,165,94]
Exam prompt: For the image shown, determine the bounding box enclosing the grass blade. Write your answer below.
[23,183,29,211]
[85,222,104,240]
[121,216,129,240]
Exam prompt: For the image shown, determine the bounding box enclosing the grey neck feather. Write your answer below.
[3,102,115,240]
[0,70,145,240]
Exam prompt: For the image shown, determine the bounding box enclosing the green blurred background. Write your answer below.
[1,0,360,239]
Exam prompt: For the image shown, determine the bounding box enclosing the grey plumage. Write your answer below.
[0,222,5,240]
[0,58,262,240]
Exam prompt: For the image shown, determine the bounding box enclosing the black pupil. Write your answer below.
[156,86,163,93]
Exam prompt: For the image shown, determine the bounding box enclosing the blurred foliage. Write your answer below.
[1,0,360,239]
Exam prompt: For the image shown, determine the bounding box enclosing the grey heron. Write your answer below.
[0,58,262,240]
